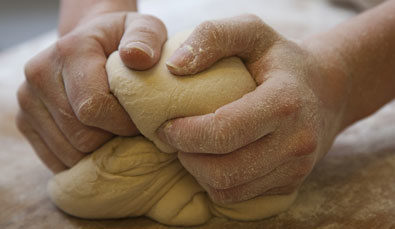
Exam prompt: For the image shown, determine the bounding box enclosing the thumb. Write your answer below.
[119,14,167,70]
[166,14,280,76]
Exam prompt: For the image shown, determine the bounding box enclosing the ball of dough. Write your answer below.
[106,30,256,152]
[48,31,297,226]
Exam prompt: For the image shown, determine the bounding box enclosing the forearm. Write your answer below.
[307,0,395,130]
[59,0,137,35]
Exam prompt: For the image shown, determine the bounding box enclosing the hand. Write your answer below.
[158,14,350,204]
[17,12,167,173]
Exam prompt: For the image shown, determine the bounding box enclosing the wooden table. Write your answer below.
[1,0,394,228]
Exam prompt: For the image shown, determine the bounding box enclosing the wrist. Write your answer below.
[59,0,137,36]
[300,35,353,134]
[310,0,395,131]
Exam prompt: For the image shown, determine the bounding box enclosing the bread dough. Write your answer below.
[49,136,297,225]
[48,31,297,226]
[106,31,258,153]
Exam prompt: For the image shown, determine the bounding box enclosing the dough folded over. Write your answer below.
[48,31,297,226]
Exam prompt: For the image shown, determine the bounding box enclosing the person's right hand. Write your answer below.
[17,12,167,173]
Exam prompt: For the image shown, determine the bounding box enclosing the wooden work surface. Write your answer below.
[1,0,394,228]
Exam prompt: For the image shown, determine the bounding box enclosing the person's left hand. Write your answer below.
[157,14,351,204]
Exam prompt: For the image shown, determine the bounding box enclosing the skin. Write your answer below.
[158,1,395,204]
[17,0,395,205]
[16,0,167,173]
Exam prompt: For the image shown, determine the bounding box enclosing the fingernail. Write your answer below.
[166,45,194,71]
[125,41,154,58]
[157,121,173,143]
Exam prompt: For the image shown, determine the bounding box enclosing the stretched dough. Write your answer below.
[48,31,297,226]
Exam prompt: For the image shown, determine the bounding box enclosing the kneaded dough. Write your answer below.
[48,31,297,226]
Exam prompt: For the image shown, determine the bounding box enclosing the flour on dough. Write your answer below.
[48,31,297,226]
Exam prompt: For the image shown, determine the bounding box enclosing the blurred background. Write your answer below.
[0,0,59,50]
[0,0,383,51]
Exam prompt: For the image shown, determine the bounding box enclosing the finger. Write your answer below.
[177,128,317,190]
[16,111,67,173]
[158,72,302,154]
[202,156,313,204]
[60,46,137,137]
[17,82,84,167]
[25,46,114,152]
[166,14,280,75]
[55,24,139,136]
[119,14,167,70]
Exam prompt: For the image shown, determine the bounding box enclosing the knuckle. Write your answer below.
[277,90,302,117]
[24,57,47,89]
[198,20,218,32]
[196,20,220,41]
[17,84,33,112]
[291,130,318,157]
[194,20,223,46]
[55,33,79,57]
